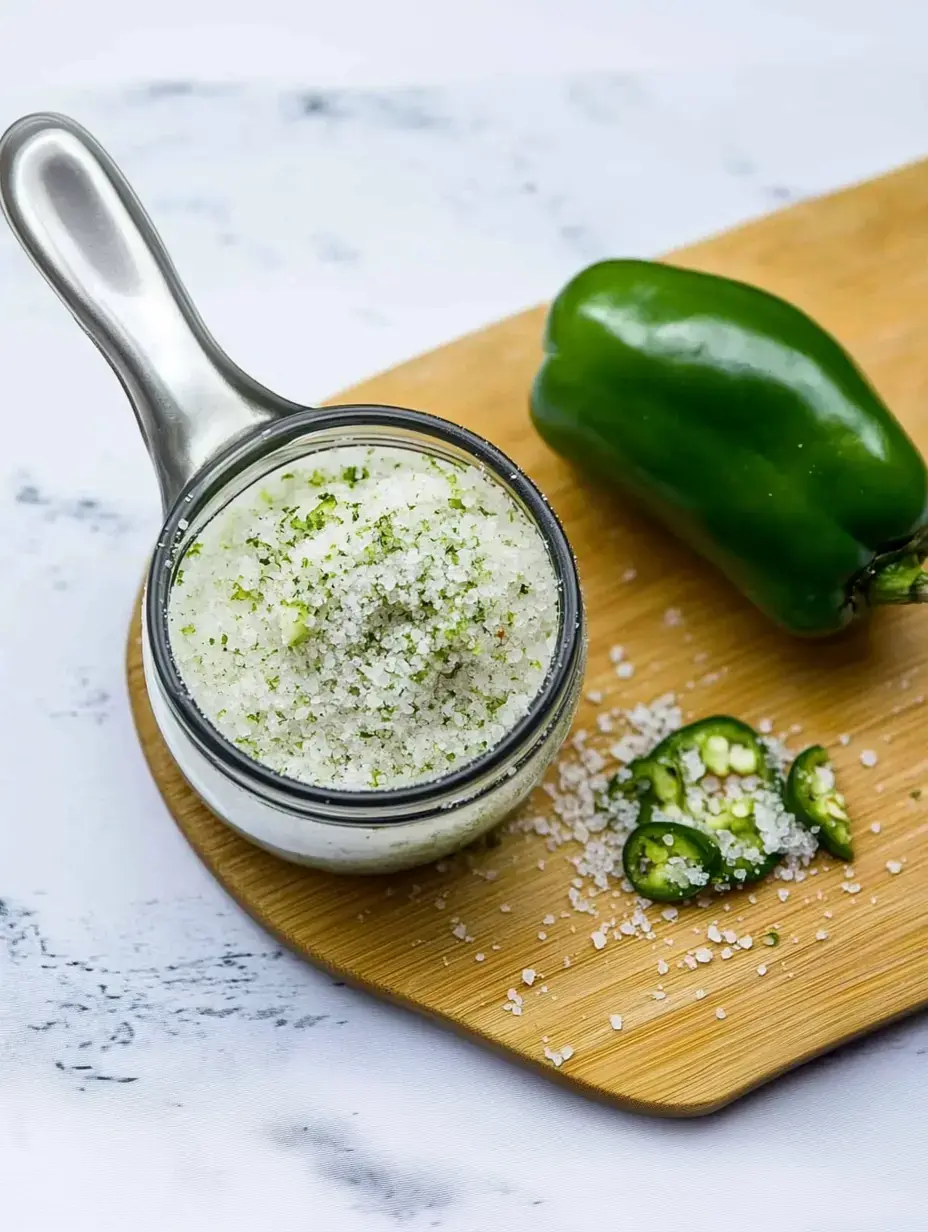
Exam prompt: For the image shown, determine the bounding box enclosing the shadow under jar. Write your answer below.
[0,113,586,873]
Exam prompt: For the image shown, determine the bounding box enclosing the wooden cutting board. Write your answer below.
[127,160,928,1115]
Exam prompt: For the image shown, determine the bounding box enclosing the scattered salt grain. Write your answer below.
[757,718,774,734]
[609,645,625,664]
[886,860,904,875]
[859,749,879,768]
[616,662,636,679]
[475,953,485,962]
[652,990,667,1001]
[738,936,753,950]
[544,1044,574,1067]
[838,733,851,746]
[870,823,881,834]
[664,608,683,627]
[452,922,468,941]
[778,889,790,903]
[522,968,537,986]
[722,929,738,945]
[657,959,669,975]
[695,988,707,1000]
[591,930,608,951]
[707,924,723,944]
[815,929,829,941]
[694,947,713,964]
[721,947,734,960]
[716,1007,727,1020]
[586,690,604,705]
[621,568,637,583]
[757,964,767,976]
[661,907,679,921]
[537,931,548,941]
[610,1014,624,1031]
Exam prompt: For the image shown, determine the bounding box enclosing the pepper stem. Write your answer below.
[866,552,928,606]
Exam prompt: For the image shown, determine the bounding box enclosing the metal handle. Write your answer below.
[0,112,283,511]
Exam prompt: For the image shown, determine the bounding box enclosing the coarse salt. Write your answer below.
[169,446,558,790]
[544,1044,574,1067]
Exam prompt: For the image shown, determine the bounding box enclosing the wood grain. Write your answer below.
[127,161,928,1115]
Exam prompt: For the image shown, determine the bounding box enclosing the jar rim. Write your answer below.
[146,404,584,819]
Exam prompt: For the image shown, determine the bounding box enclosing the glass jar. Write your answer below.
[1,113,585,873]
[145,407,586,872]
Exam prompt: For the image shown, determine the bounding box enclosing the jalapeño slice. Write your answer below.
[786,745,853,861]
[622,821,722,903]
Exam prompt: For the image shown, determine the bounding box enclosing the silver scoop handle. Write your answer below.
[0,112,283,511]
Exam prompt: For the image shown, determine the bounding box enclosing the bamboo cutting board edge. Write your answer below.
[125,158,928,1115]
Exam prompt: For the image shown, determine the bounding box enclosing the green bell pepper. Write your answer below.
[531,259,928,634]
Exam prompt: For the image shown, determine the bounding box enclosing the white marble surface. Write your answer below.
[3,4,928,1228]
